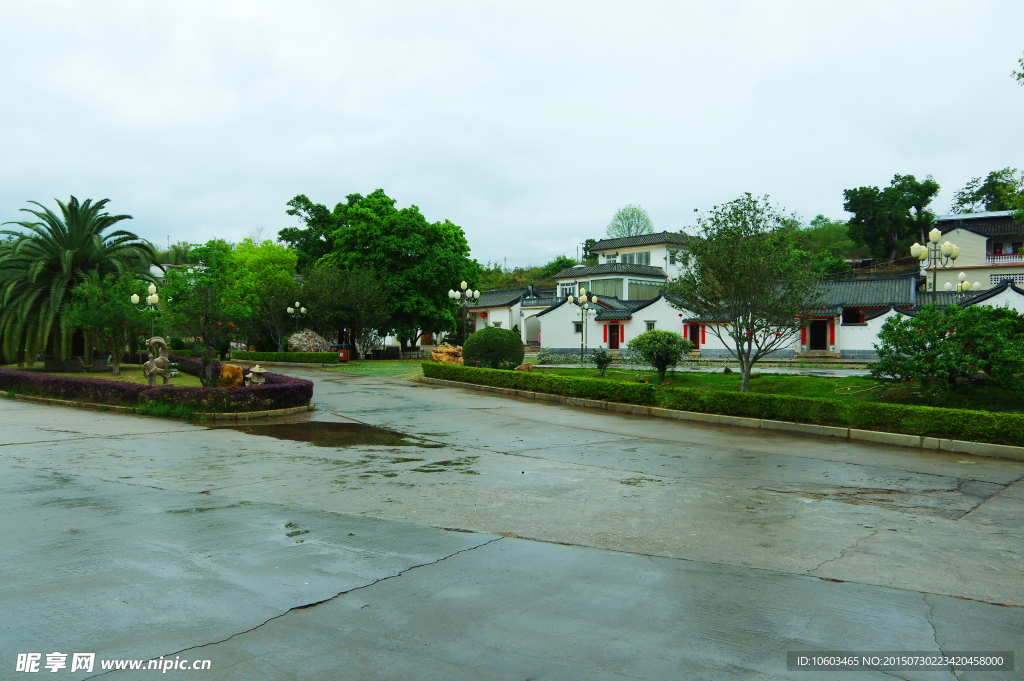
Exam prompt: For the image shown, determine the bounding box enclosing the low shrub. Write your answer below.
[462,327,525,370]
[422,362,1024,446]
[0,354,313,413]
[231,351,340,364]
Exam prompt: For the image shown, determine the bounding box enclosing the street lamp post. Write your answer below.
[567,287,598,364]
[910,228,960,306]
[286,301,307,331]
[943,272,983,301]
[447,281,481,344]
[130,283,161,337]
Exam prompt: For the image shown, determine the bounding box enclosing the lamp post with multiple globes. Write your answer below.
[910,228,960,306]
[567,287,599,364]
[130,283,161,337]
[448,281,481,344]
[286,302,307,331]
[943,272,982,301]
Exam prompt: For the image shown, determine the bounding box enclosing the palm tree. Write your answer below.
[0,196,157,363]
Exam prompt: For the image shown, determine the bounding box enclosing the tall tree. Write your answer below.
[667,194,819,392]
[278,195,339,271]
[0,197,156,363]
[323,189,474,346]
[950,168,1024,214]
[66,273,150,374]
[843,174,940,262]
[606,204,654,238]
[162,241,243,385]
[581,238,598,265]
[232,238,299,351]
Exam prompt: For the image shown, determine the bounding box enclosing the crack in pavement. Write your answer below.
[923,594,959,679]
[82,535,505,679]
[808,529,880,574]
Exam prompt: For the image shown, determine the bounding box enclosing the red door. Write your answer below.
[609,324,620,349]
[689,324,700,349]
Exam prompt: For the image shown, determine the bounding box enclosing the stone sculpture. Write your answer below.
[142,337,171,387]
[431,344,463,365]
[218,364,244,387]
[287,329,331,353]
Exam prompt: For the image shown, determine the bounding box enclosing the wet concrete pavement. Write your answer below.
[1,370,1022,679]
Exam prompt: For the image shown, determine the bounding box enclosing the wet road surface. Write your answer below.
[1,369,1022,679]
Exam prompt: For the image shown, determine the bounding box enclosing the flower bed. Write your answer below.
[0,354,313,413]
[422,363,1024,446]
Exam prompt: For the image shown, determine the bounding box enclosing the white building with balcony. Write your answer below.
[930,211,1024,291]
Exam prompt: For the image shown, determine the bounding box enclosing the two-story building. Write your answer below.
[931,210,1024,291]
[550,232,689,301]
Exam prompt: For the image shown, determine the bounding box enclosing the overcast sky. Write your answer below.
[1,1,1022,267]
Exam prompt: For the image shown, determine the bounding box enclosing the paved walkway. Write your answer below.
[1,371,1021,679]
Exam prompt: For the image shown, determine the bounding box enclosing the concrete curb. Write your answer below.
[7,394,315,421]
[421,377,1024,463]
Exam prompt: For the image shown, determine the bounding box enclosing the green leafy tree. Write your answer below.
[66,273,150,374]
[0,197,157,363]
[626,330,691,381]
[667,194,820,392]
[162,241,244,385]
[154,241,192,265]
[278,195,339,271]
[582,238,599,265]
[843,174,940,262]
[606,204,654,238]
[871,305,1024,393]
[950,168,1024,214]
[302,266,391,357]
[232,238,299,350]
[322,189,474,346]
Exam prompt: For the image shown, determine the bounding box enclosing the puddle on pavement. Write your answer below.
[220,422,445,449]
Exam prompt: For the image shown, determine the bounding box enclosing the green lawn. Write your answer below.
[534,366,1024,413]
[327,360,424,380]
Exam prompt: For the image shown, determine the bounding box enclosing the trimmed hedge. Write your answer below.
[231,351,340,364]
[421,362,1024,446]
[0,354,313,413]
[422,363,656,405]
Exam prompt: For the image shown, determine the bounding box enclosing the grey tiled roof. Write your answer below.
[594,295,664,321]
[552,263,667,279]
[936,210,1023,237]
[815,275,918,308]
[589,231,689,252]
[467,288,529,309]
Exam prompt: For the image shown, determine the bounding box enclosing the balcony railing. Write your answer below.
[986,253,1024,265]
[520,297,557,308]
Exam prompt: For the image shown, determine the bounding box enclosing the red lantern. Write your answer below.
[480,312,488,319]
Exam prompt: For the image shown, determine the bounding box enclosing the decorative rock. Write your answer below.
[287,329,331,353]
[431,344,463,365]
[218,364,245,387]
[513,362,534,372]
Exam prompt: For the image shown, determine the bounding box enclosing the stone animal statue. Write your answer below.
[143,337,171,387]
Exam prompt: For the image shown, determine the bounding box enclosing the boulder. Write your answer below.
[287,329,331,353]
[431,344,463,365]
[513,362,534,372]
[219,364,245,387]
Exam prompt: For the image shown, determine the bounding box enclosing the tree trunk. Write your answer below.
[740,366,751,392]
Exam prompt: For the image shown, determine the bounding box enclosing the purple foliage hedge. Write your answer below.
[0,354,313,412]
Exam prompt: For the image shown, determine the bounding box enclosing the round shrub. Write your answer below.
[462,326,525,370]
[627,329,693,381]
